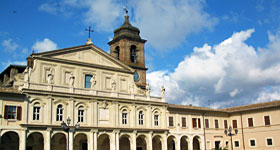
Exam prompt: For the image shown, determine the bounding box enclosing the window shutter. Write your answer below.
[198,118,201,128]
[224,120,228,129]
[248,118,253,127]
[4,105,8,119]
[182,117,186,127]
[233,120,237,128]
[264,116,270,125]
[205,119,209,128]
[17,106,22,120]
[192,118,196,128]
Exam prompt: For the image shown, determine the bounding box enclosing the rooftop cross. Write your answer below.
[123,6,128,16]
[85,26,94,39]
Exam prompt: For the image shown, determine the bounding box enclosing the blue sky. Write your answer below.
[1,0,280,108]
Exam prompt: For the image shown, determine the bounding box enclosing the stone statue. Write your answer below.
[161,85,165,98]
[47,68,54,84]
[146,83,150,96]
[24,67,29,82]
[90,74,97,89]
[111,79,116,91]
[69,73,75,87]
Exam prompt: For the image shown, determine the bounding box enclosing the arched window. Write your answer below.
[139,111,144,125]
[56,104,63,121]
[154,112,159,126]
[122,109,128,125]
[33,102,41,120]
[130,45,137,63]
[114,46,120,60]
[78,106,84,123]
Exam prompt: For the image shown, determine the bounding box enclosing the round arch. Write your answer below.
[27,132,44,150]
[167,135,176,150]
[74,133,88,150]
[136,135,147,150]
[119,134,131,150]
[152,135,162,150]
[180,136,189,150]
[51,133,66,150]
[193,136,201,150]
[0,131,19,150]
[98,133,110,150]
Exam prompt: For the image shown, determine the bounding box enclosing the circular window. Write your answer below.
[134,71,140,81]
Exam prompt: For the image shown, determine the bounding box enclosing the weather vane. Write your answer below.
[85,26,94,39]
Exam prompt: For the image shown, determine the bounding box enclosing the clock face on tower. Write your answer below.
[134,71,140,81]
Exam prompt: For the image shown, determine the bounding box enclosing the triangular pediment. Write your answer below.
[33,44,134,73]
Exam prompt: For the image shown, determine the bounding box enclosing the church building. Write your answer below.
[0,12,280,150]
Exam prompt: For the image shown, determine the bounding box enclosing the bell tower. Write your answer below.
[108,12,147,88]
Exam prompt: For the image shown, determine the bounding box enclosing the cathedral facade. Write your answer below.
[0,14,280,150]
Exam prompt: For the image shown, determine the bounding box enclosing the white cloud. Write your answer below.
[39,0,217,49]
[147,29,280,108]
[32,38,58,53]
[132,0,217,50]
[2,39,18,51]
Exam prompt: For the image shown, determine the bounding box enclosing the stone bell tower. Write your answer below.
[108,12,147,88]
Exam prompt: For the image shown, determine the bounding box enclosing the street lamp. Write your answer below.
[224,126,238,150]
[61,117,80,150]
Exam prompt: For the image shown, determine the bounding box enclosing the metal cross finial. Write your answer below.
[123,6,128,16]
[85,26,94,39]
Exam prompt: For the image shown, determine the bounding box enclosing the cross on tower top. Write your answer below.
[123,6,128,16]
[85,26,94,39]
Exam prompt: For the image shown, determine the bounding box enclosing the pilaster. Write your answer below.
[147,132,153,150]
[45,128,52,150]
[176,135,181,150]
[69,131,74,150]
[110,132,116,150]
[131,131,137,150]
[161,133,167,150]
[20,129,27,150]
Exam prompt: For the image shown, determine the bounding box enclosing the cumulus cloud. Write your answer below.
[147,29,280,108]
[2,39,18,51]
[39,0,217,49]
[32,38,58,52]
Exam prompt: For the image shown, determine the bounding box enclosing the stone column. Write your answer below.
[94,131,98,150]
[201,135,205,150]
[147,132,153,150]
[110,132,116,150]
[69,131,74,150]
[45,128,52,150]
[176,135,181,150]
[189,136,193,150]
[131,131,137,150]
[161,133,167,150]
[20,129,27,150]
[115,131,120,150]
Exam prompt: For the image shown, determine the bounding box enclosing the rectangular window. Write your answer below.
[267,138,273,146]
[122,112,127,124]
[7,106,16,119]
[224,120,228,129]
[33,106,40,120]
[215,119,219,128]
[78,109,84,122]
[232,120,237,128]
[4,105,21,120]
[139,112,144,125]
[169,116,174,127]
[250,139,256,147]
[248,118,254,127]
[264,116,270,125]
[85,75,92,88]
[205,119,209,128]
[182,117,186,127]
[234,141,239,147]
[154,115,159,126]
[192,118,201,128]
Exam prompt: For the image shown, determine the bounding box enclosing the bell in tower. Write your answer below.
[108,11,147,89]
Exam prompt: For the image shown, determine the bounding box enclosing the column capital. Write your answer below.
[90,129,98,133]
[113,129,120,133]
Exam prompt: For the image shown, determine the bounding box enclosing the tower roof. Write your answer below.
[108,15,146,45]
